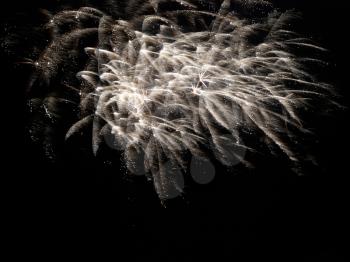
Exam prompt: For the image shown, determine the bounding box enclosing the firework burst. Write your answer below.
[26,0,334,199]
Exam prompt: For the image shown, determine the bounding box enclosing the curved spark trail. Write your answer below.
[26,0,335,199]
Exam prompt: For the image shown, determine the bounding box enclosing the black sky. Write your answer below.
[2,1,348,260]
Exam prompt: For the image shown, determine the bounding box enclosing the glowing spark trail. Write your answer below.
[27,0,334,199]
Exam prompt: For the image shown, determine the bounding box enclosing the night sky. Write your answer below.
[2,1,348,260]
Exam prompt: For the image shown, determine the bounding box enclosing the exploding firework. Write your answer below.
[26,0,335,199]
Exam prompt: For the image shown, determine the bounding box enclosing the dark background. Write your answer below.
[2,1,348,260]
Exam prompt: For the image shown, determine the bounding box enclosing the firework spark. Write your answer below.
[26,0,334,199]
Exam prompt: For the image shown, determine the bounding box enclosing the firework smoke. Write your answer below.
[26,0,334,199]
